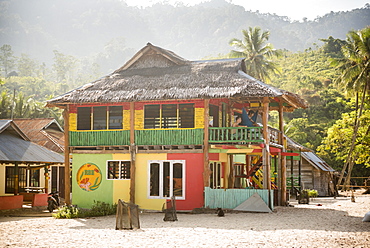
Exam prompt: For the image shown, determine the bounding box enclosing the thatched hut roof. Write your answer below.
[47,43,307,111]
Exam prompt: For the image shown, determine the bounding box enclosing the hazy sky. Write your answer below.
[125,0,369,21]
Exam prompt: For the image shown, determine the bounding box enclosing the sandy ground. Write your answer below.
[0,191,369,248]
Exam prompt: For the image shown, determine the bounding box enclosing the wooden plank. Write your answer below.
[203,99,210,187]
[63,106,71,205]
[130,102,136,204]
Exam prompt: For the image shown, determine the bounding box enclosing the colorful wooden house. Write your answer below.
[47,43,308,211]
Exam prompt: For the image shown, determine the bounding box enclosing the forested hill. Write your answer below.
[1,0,369,73]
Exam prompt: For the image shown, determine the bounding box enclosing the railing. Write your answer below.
[69,130,130,146]
[69,126,279,147]
[268,127,281,145]
[135,129,204,145]
[209,126,263,143]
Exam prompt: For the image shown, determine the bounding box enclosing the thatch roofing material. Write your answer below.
[47,43,307,110]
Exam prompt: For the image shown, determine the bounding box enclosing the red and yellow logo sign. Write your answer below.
[76,163,102,191]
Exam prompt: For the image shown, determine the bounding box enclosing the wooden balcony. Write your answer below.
[69,126,280,148]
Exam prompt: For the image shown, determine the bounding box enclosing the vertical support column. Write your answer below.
[279,101,287,205]
[262,97,271,191]
[14,162,19,195]
[130,102,136,204]
[203,99,211,188]
[63,106,71,205]
[44,164,49,194]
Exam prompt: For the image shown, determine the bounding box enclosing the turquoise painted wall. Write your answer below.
[72,154,113,208]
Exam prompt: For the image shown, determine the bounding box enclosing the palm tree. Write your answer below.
[229,27,281,82]
[334,27,370,190]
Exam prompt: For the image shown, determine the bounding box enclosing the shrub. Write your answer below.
[52,205,79,219]
[304,189,319,198]
[53,201,117,219]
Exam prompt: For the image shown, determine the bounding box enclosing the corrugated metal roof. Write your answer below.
[301,152,335,172]
[0,132,64,163]
[0,120,64,164]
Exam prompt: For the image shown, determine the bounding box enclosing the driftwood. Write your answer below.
[163,196,178,222]
[115,199,140,230]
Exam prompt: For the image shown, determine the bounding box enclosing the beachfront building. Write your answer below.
[13,118,66,198]
[0,120,64,210]
[47,43,308,211]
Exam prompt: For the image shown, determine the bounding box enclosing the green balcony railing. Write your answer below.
[69,130,130,146]
[135,129,204,146]
[209,126,264,143]
[70,127,265,147]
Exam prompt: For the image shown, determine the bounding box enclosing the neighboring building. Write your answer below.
[47,43,308,211]
[13,118,65,153]
[13,118,66,198]
[285,136,336,196]
[0,120,64,197]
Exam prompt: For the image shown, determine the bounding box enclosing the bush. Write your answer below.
[304,189,318,198]
[53,201,117,219]
[52,205,79,219]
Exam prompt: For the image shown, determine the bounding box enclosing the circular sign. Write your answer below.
[76,163,102,191]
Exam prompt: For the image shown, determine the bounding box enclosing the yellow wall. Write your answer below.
[135,153,167,210]
[70,113,77,131]
[111,154,131,203]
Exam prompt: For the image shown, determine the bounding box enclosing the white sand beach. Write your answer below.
[0,190,369,248]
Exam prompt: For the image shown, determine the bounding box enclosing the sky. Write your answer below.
[125,0,369,21]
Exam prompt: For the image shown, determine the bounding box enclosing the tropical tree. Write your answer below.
[0,44,16,77]
[229,27,281,82]
[332,27,370,189]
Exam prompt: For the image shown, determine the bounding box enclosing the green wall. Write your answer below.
[72,154,113,208]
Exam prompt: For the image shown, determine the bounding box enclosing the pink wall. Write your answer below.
[0,195,24,210]
[167,153,204,210]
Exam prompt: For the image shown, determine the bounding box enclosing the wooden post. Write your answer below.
[129,102,136,203]
[262,97,271,191]
[44,164,49,194]
[14,161,19,195]
[63,106,71,205]
[279,101,287,205]
[203,99,211,187]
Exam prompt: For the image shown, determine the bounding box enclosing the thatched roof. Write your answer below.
[47,43,307,111]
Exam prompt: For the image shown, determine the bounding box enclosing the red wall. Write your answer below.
[167,153,204,210]
[0,195,24,210]
[32,193,48,207]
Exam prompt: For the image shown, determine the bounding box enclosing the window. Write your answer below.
[77,106,123,130]
[77,107,91,130]
[5,166,40,193]
[144,103,194,129]
[209,162,222,189]
[148,160,185,199]
[107,161,131,179]
[93,106,107,130]
[109,106,123,129]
